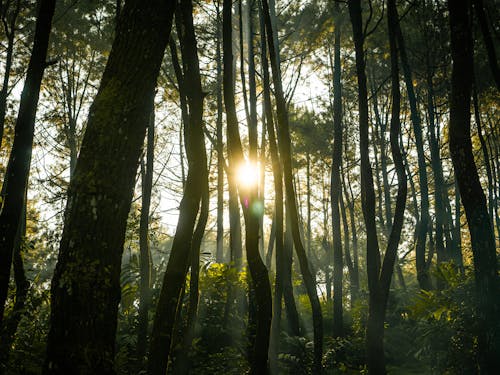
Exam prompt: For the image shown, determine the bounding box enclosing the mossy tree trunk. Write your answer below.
[43,1,176,373]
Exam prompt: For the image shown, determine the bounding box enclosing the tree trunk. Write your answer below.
[0,196,29,370]
[136,112,155,361]
[0,0,55,326]
[330,2,343,338]
[216,0,225,263]
[261,0,323,371]
[223,1,272,373]
[148,1,208,373]
[366,1,408,373]
[447,1,500,372]
[43,1,176,374]
[259,7,284,371]
[472,84,494,233]
[394,5,431,291]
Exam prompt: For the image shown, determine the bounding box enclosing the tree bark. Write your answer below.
[0,0,55,326]
[44,1,176,373]
[447,1,500,372]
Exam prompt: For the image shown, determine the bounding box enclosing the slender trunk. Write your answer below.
[366,2,408,372]
[147,1,207,373]
[216,0,225,263]
[448,2,499,372]
[283,219,300,336]
[0,0,55,326]
[137,112,155,361]
[342,161,359,302]
[262,0,323,371]
[260,9,284,368]
[395,6,431,291]
[330,2,343,338]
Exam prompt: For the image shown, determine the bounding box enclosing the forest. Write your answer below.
[0,0,498,374]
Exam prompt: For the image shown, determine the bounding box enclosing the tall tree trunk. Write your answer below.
[426,68,449,279]
[223,1,272,373]
[44,1,176,373]
[0,0,55,326]
[259,6,284,371]
[148,1,208,373]
[137,112,155,361]
[366,2,408,373]
[261,0,323,371]
[216,0,225,263]
[447,1,500,372]
[330,2,344,338]
[394,6,431,291]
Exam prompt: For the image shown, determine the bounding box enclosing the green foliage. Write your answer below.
[403,265,481,374]
[277,333,314,375]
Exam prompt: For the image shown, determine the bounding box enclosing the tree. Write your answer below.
[447,0,500,372]
[330,1,344,339]
[223,0,272,373]
[262,0,323,372]
[43,1,176,373]
[147,0,208,373]
[0,0,56,326]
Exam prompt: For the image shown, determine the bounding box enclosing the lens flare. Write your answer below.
[236,161,259,188]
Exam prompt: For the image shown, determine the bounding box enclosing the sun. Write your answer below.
[236,161,260,188]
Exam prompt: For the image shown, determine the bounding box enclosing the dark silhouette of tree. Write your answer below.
[0,0,56,326]
[447,0,500,372]
[43,1,176,373]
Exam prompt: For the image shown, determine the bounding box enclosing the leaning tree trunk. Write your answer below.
[43,1,176,374]
[0,0,55,326]
[261,0,323,372]
[447,1,500,372]
[147,1,208,374]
